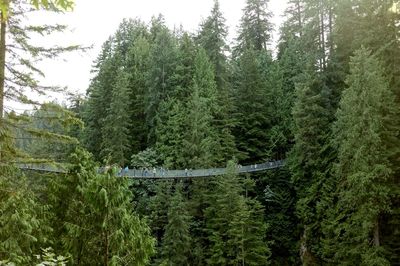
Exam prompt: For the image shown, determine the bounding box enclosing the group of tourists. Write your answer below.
[91,160,286,178]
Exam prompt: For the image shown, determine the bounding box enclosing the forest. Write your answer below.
[0,0,400,265]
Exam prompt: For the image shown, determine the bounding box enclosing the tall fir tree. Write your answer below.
[204,162,270,265]
[148,181,172,261]
[236,0,273,54]
[0,167,52,264]
[197,0,237,162]
[232,48,270,163]
[323,47,400,265]
[83,39,119,161]
[155,98,186,168]
[290,69,332,264]
[123,22,150,155]
[145,23,179,145]
[183,48,220,168]
[160,182,192,266]
[197,0,229,92]
[50,149,155,265]
[101,70,132,166]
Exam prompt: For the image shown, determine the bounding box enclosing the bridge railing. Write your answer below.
[18,160,285,179]
[120,160,285,178]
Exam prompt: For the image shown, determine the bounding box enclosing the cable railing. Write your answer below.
[18,160,285,179]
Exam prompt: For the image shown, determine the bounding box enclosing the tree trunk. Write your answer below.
[328,2,333,55]
[0,10,6,163]
[319,0,326,70]
[296,0,302,37]
[105,231,109,266]
[373,219,380,246]
[0,11,6,120]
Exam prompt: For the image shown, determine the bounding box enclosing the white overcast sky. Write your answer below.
[31,0,288,103]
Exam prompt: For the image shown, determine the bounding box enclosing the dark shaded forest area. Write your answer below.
[1,0,400,265]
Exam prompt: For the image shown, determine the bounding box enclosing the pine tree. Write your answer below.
[197,1,237,162]
[335,0,400,92]
[0,0,83,164]
[126,35,151,154]
[0,166,52,264]
[155,98,186,168]
[233,48,270,163]
[262,169,299,265]
[323,47,399,265]
[236,0,273,54]
[290,69,332,264]
[171,32,196,101]
[148,181,172,259]
[197,0,229,92]
[204,162,270,265]
[84,19,149,162]
[160,183,192,266]
[83,39,119,161]
[101,70,132,166]
[50,149,155,265]
[183,48,220,168]
[145,24,179,145]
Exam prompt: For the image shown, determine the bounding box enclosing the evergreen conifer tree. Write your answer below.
[83,39,119,161]
[101,70,132,166]
[233,48,270,163]
[145,25,179,145]
[236,0,273,54]
[155,98,186,168]
[51,149,155,265]
[0,167,52,264]
[290,70,332,264]
[323,47,399,265]
[204,162,270,265]
[160,183,192,265]
[197,1,237,162]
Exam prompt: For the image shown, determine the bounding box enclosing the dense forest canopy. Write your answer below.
[1,0,400,265]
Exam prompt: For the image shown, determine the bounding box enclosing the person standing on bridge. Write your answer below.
[153,167,156,177]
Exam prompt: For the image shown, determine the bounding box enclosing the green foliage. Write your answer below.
[160,183,192,265]
[131,148,160,168]
[197,0,229,91]
[83,39,120,161]
[322,47,399,265]
[34,247,68,266]
[232,49,270,162]
[236,0,273,53]
[155,98,186,168]
[183,48,220,168]
[49,148,155,265]
[290,70,333,263]
[145,24,179,145]
[204,162,270,265]
[101,70,132,166]
[6,1,396,265]
[0,167,52,264]
[13,103,82,163]
[261,169,299,266]
[148,181,171,260]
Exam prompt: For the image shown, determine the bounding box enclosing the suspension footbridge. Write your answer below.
[18,160,285,179]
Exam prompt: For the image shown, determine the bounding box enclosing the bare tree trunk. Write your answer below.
[104,231,109,266]
[373,219,380,247]
[0,11,7,163]
[296,0,302,37]
[319,0,326,70]
[242,225,245,266]
[0,11,6,120]
[328,2,334,56]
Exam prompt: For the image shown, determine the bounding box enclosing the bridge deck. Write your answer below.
[18,160,285,179]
